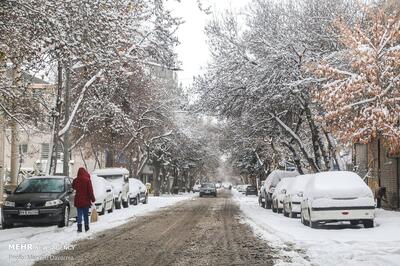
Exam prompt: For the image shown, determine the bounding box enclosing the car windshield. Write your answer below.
[201,183,215,188]
[98,174,123,180]
[15,178,65,193]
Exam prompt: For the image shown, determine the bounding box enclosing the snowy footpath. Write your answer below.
[0,194,194,266]
[234,191,400,266]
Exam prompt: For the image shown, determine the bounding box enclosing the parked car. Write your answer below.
[272,178,295,213]
[91,174,115,215]
[259,170,298,209]
[92,168,130,209]
[1,176,77,229]
[128,178,148,205]
[283,174,313,218]
[245,185,258,196]
[199,183,217,197]
[237,184,250,193]
[300,171,375,228]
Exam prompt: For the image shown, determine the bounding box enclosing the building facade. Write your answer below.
[354,139,400,209]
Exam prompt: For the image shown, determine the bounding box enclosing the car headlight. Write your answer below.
[4,201,15,207]
[45,199,63,207]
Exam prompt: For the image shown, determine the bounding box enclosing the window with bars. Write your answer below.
[41,143,63,160]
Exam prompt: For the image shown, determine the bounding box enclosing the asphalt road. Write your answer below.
[35,190,281,266]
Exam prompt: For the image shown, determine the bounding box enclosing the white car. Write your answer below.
[91,174,115,215]
[259,170,298,209]
[272,178,295,213]
[92,168,130,209]
[128,178,148,205]
[301,171,375,228]
[283,174,313,218]
[237,184,250,193]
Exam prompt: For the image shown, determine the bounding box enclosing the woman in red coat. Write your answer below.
[72,167,95,232]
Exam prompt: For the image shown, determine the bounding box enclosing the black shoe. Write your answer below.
[85,224,89,232]
[77,224,82,233]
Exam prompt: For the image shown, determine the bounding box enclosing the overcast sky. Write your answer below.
[167,0,250,88]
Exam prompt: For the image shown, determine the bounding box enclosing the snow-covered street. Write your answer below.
[0,194,194,266]
[234,191,400,266]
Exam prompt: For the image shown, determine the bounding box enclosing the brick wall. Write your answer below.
[354,140,400,210]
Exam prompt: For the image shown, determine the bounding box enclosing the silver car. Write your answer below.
[199,183,217,197]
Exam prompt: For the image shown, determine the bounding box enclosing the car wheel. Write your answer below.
[309,209,317,228]
[272,202,277,213]
[58,205,70,228]
[277,207,282,214]
[363,219,374,228]
[122,199,129,208]
[265,200,272,209]
[199,193,203,197]
[108,200,115,213]
[259,197,265,208]
[133,195,139,206]
[1,218,13,229]
[301,210,309,226]
[99,201,106,215]
[289,206,295,218]
[115,198,122,209]
[283,207,288,217]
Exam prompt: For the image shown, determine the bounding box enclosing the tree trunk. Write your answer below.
[9,121,18,187]
[304,104,322,170]
[152,163,161,196]
[49,61,63,175]
[282,142,304,174]
[63,63,70,176]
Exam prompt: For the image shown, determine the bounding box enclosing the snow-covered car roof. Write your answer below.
[304,171,373,199]
[286,174,313,195]
[264,170,299,189]
[92,168,129,176]
[273,178,295,196]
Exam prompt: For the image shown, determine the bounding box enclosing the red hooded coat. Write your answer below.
[72,168,96,208]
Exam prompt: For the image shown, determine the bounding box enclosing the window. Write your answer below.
[41,143,63,160]
[41,143,49,159]
[19,144,28,154]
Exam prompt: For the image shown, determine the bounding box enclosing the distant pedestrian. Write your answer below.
[72,167,95,232]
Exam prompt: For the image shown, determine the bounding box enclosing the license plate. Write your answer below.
[19,210,39,216]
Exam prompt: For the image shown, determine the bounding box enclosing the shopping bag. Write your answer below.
[90,206,98,223]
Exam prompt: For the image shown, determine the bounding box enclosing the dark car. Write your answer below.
[245,185,258,196]
[1,176,77,229]
[199,183,217,197]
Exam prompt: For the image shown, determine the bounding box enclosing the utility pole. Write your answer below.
[48,61,63,175]
[63,64,70,176]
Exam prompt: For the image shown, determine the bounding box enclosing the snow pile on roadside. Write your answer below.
[234,191,400,266]
[0,194,194,266]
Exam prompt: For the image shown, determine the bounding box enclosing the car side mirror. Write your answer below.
[106,189,112,193]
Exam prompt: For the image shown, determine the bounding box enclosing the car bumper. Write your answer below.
[2,208,64,224]
[200,191,216,195]
[310,207,375,222]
